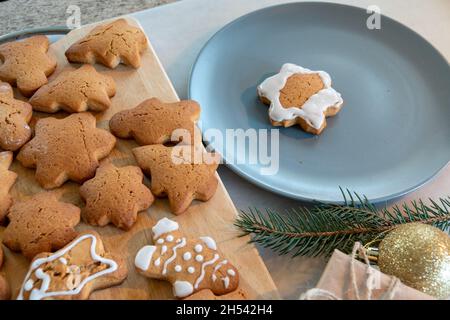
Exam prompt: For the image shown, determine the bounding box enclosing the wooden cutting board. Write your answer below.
[0,17,279,300]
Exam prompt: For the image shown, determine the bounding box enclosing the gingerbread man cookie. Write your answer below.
[257,63,343,135]
[0,81,32,151]
[135,218,239,298]
[17,112,116,189]
[0,245,11,300]
[17,231,127,300]
[110,98,200,145]
[80,163,154,230]
[0,151,17,224]
[29,64,116,113]
[65,19,148,69]
[0,36,57,97]
[133,144,219,215]
[2,192,80,260]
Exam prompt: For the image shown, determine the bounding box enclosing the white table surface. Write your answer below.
[131,0,450,299]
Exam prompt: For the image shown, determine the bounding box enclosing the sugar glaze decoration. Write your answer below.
[135,218,239,298]
[18,233,119,300]
[257,63,343,129]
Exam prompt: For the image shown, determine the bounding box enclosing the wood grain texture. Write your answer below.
[0,17,279,300]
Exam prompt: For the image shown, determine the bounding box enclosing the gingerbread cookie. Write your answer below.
[133,144,219,214]
[65,19,148,69]
[17,112,116,189]
[184,288,247,300]
[2,192,80,260]
[0,151,17,224]
[135,218,239,298]
[0,36,57,97]
[0,246,11,300]
[110,98,200,145]
[0,82,32,151]
[29,64,116,113]
[257,63,344,135]
[17,231,127,300]
[80,163,154,230]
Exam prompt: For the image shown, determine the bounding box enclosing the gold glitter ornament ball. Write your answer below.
[378,223,450,299]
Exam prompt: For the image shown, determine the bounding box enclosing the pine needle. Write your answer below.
[234,189,450,257]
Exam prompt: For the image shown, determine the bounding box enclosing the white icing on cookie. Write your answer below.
[24,279,34,291]
[257,63,343,129]
[154,257,161,266]
[183,252,192,261]
[59,258,68,265]
[194,244,203,253]
[195,255,204,262]
[194,253,219,289]
[174,265,182,272]
[199,236,217,250]
[162,237,186,275]
[161,245,168,255]
[156,238,164,245]
[152,217,179,239]
[212,274,217,282]
[222,276,230,289]
[187,267,195,274]
[173,280,193,298]
[17,234,118,300]
[166,235,174,242]
[135,245,156,271]
[227,269,236,276]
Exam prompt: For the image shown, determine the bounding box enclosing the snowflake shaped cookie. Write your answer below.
[257,63,344,135]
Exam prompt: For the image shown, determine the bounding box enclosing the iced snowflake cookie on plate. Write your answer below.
[257,63,343,135]
[135,218,239,298]
[17,231,127,300]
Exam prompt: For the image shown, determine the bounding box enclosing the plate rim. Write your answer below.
[188,1,450,203]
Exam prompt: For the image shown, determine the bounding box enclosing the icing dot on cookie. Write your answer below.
[183,252,192,261]
[161,245,167,255]
[24,279,34,291]
[195,255,204,262]
[59,257,68,265]
[194,244,203,253]
[154,257,161,266]
[176,238,182,243]
[212,274,217,282]
[174,265,182,272]
[156,238,164,244]
[187,267,195,274]
[166,235,174,242]
[227,269,236,276]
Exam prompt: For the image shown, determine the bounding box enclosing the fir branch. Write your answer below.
[235,189,450,257]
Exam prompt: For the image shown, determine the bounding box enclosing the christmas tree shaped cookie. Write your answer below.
[110,98,200,145]
[29,64,116,113]
[17,231,127,300]
[65,19,148,69]
[135,218,239,298]
[133,144,219,214]
[0,36,57,97]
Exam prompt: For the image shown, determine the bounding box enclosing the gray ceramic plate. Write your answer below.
[189,2,450,203]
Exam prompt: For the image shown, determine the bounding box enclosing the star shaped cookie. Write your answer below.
[65,19,148,69]
[110,98,201,145]
[29,64,116,113]
[0,82,32,151]
[0,151,17,224]
[2,192,80,260]
[17,113,116,189]
[257,63,344,135]
[17,231,127,300]
[0,35,57,97]
[80,163,154,230]
[135,218,239,298]
[133,144,219,214]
